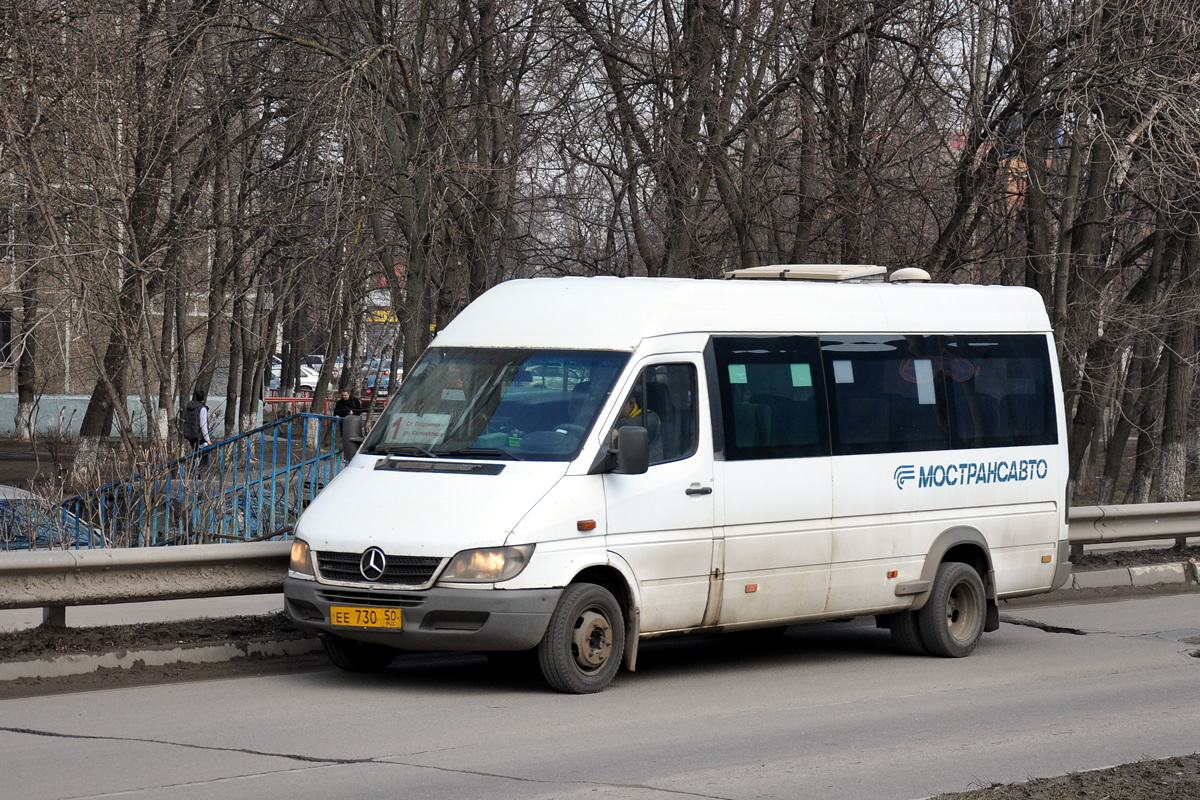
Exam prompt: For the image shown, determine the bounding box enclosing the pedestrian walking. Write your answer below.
[183,389,213,469]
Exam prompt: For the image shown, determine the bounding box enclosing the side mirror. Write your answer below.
[341,414,364,461]
[614,426,649,475]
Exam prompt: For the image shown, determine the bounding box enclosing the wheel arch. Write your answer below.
[910,526,999,632]
[571,559,641,671]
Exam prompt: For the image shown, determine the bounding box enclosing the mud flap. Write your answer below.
[984,599,1000,632]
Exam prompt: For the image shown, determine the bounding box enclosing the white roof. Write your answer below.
[432,276,1052,351]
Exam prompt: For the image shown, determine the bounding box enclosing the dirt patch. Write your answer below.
[1071,544,1200,570]
[0,651,330,700]
[934,753,1200,799]
[0,611,322,700]
[0,611,306,661]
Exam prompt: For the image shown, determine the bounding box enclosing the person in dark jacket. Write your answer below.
[332,390,365,418]
[183,390,212,466]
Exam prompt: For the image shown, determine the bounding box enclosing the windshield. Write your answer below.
[361,348,629,461]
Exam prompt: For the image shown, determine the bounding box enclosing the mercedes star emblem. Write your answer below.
[360,547,387,581]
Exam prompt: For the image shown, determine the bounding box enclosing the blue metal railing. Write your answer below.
[61,413,346,548]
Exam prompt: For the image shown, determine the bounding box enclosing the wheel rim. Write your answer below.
[945,580,982,644]
[570,608,613,671]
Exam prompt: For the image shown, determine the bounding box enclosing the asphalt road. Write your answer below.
[2,592,1198,800]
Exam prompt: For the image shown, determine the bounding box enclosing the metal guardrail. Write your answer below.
[0,502,1197,626]
[1068,502,1200,547]
[0,541,290,626]
[2,541,290,604]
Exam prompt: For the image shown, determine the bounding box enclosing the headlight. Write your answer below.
[289,538,314,577]
[438,545,534,583]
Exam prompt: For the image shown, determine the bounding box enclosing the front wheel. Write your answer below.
[917,562,986,657]
[322,637,397,672]
[537,583,625,694]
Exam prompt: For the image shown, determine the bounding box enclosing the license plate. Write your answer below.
[329,605,402,629]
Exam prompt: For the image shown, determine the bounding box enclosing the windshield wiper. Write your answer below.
[440,447,525,461]
[377,444,437,458]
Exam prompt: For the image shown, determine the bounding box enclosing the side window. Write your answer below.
[822,335,949,455]
[613,364,698,465]
[942,335,1058,448]
[712,336,829,460]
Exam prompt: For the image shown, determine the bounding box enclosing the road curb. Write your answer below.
[1070,561,1197,590]
[0,637,321,681]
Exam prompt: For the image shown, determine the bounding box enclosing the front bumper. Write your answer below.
[285,576,563,652]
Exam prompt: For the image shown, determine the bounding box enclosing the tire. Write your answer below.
[887,611,928,655]
[917,562,986,657]
[537,583,625,694]
[322,637,397,672]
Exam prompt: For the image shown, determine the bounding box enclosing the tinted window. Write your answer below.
[819,334,1057,455]
[712,337,829,460]
[822,336,950,455]
[942,335,1058,448]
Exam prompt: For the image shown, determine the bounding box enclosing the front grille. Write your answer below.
[316,588,428,608]
[316,550,445,586]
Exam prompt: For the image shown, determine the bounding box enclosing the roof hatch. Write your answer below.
[724,264,887,282]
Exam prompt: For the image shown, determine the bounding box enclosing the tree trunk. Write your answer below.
[14,208,39,442]
[72,275,142,481]
[1157,222,1200,501]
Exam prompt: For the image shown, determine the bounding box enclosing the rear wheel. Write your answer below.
[887,611,927,655]
[537,583,625,694]
[322,637,397,672]
[918,562,986,657]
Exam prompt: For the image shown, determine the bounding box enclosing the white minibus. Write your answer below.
[285,266,1070,693]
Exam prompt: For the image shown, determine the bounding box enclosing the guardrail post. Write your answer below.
[43,604,66,628]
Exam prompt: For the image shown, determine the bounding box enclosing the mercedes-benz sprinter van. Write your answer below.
[285,266,1070,693]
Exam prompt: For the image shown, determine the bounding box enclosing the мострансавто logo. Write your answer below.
[894,459,1049,490]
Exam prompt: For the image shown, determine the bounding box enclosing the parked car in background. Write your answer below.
[267,356,323,392]
[364,370,391,398]
[298,361,321,392]
[362,357,402,398]
[0,485,101,551]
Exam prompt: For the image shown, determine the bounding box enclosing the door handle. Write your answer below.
[685,484,713,496]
